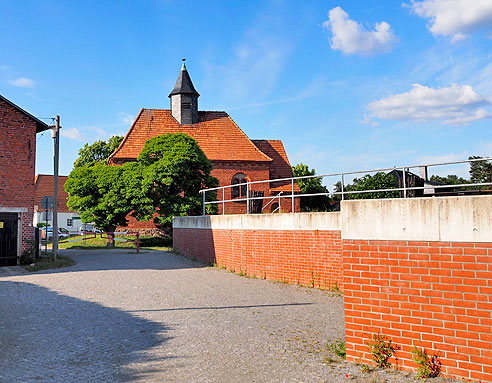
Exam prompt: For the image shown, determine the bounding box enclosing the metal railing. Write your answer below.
[262,191,283,213]
[200,157,492,215]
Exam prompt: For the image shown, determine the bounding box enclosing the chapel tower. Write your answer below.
[169,59,200,125]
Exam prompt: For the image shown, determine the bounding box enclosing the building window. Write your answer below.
[231,173,248,199]
[67,218,73,227]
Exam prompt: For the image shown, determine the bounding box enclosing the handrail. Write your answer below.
[200,157,492,215]
[262,191,283,211]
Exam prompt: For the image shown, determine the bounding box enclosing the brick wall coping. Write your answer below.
[173,212,341,231]
[341,195,492,242]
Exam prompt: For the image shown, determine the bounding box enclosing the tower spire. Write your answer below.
[169,59,200,124]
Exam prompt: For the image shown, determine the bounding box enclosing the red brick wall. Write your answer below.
[0,99,37,252]
[344,239,492,381]
[174,227,343,290]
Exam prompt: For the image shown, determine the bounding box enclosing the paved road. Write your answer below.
[0,250,448,382]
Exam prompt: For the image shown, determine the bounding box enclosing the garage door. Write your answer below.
[0,213,18,266]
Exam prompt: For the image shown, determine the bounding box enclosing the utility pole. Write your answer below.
[52,116,60,261]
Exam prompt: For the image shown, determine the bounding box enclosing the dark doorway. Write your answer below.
[0,213,18,266]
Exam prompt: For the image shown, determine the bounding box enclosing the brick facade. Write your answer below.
[173,227,343,290]
[344,239,492,381]
[0,96,47,255]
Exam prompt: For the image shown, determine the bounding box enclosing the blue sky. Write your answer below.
[1,0,491,186]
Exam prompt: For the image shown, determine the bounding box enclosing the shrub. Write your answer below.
[367,334,396,368]
[412,346,441,378]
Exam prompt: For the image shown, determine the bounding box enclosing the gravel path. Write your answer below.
[0,250,454,382]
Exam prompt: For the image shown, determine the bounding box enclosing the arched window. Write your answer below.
[231,173,248,199]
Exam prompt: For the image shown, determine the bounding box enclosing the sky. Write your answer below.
[1,0,492,188]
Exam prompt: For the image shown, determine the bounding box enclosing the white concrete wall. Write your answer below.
[173,212,341,231]
[174,195,492,243]
[341,195,492,242]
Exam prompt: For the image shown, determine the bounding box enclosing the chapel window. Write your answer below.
[231,173,248,199]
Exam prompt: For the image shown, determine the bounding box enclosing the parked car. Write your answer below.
[78,224,100,234]
[42,227,70,240]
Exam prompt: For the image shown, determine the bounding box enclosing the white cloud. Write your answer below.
[88,126,108,139]
[367,83,491,125]
[9,77,36,88]
[61,127,86,142]
[323,7,397,56]
[119,112,134,125]
[405,0,492,41]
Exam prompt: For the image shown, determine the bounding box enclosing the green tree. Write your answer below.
[66,133,218,240]
[334,172,398,199]
[429,174,468,185]
[469,156,492,185]
[73,136,123,168]
[292,163,332,211]
[65,162,135,246]
[130,133,219,229]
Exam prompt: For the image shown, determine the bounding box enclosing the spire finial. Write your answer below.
[181,58,186,70]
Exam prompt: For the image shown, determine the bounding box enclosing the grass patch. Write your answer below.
[58,235,172,251]
[23,254,76,272]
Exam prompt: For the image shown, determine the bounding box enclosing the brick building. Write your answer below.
[0,95,49,265]
[34,175,82,233]
[109,60,299,228]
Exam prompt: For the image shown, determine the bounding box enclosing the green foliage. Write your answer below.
[66,133,218,235]
[130,133,219,228]
[367,334,396,369]
[335,172,398,200]
[429,174,468,185]
[292,163,332,211]
[73,136,123,168]
[327,340,346,359]
[412,346,441,378]
[469,156,492,186]
[65,163,132,232]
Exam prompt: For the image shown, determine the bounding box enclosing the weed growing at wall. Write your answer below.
[327,340,346,359]
[411,347,441,378]
[366,334,396,369]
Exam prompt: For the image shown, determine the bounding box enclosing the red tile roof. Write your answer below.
[252,140,300,192]
[109,109,273,163]
[34,175,71,212]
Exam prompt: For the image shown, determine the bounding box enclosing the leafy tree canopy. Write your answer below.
[292,163,332,211]
[429,174,468,185]
[65,163,133,232]
[469,156,492,184]
[130,133,219,228]
[334,172,398,200]
[66,133,218,235]
[73,136,123,168]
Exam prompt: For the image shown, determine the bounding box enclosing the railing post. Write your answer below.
[202,191,206,216]
[222,187,225,215]
[403,168,407,198]
[341,174,345,200]
[246,182,250,214]
[291,178,294,213]
[136,232,140,254]
[278,193,281,213]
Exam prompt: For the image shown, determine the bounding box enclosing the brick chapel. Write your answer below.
[109,60,299,227]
